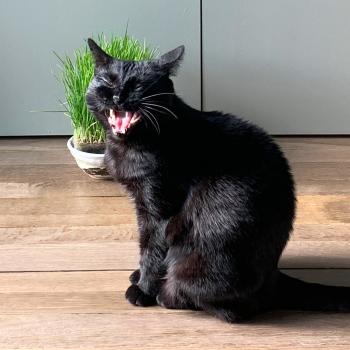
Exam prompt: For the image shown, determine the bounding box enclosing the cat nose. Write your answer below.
[112,95,120,104]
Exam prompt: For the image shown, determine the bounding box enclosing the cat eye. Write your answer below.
[122,77,139,93]
[134,84,142,92]
[99,74,118,87]
[100,77,114,87]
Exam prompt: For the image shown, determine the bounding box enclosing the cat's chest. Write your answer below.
[105,145,158,184]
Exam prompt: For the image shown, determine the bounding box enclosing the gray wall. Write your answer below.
[0,0,200,136]
[203,0,350,134]
[2,0,350,135]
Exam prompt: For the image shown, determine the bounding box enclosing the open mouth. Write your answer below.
[107,110,141,135]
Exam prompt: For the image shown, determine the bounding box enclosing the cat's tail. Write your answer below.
[273,271,350,311]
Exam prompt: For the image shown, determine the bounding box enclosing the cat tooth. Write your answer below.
[131,113,140,124]
[109,109,114,118]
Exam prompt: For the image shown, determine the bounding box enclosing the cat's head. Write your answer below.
[86,38,184,138]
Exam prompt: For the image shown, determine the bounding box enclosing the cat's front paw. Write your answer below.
[129,269,141,285]
[125,285,157,307]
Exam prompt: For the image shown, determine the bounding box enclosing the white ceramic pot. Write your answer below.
[66,136,112,180]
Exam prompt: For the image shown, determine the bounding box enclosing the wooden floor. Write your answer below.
[0,137,349,349]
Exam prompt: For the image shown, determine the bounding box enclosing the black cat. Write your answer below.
[86,38,350,322]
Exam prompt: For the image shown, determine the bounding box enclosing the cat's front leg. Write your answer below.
[125,210,168,307]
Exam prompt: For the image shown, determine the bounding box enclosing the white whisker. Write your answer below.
[144,108,161,134]
[142,102,179,120]
[142,104,167,116]
[139,107,160,134]
[141,93,176,101]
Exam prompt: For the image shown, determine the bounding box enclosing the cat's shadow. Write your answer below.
[280,255,350,270]
[280,256,350,289]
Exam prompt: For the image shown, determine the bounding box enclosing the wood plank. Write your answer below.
[0,180,125,199]
[276,137,350,146]
[0,271,130,293]
[296,195,350,224]
[0,242,138,272]
[293,223,350,241]
[277,138,350,163]
[0,197,136,227]
[0,212,135,228]
[0,137,68,150]
[0,149,74,165]
[0,241,350,271]
[292,162,350,195]
[0,165,126,198]
[0,291,137,314]
[1,311,350,349]
[0,225,138,244]
[0,197,135,216]
[0,179,125,199]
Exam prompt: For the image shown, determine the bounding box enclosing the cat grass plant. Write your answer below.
[56,34,156,152]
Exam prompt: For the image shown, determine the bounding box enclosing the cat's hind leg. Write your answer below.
[156,278,200,310]
[157,267,260,321]
[199,295,261,322]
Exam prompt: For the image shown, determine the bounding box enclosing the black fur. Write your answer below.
[86,38,350,322]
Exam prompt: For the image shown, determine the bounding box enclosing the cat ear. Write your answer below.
[153,45,185,76]
[87,38,112,66]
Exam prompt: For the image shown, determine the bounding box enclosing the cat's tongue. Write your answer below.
[108,110,133,134]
